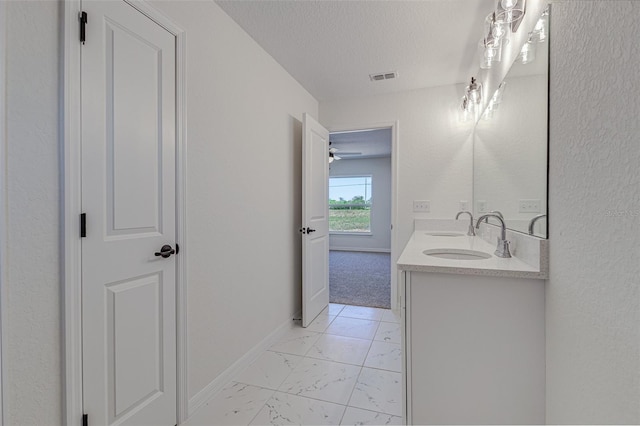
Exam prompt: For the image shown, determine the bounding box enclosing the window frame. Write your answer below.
[328,174,373,235]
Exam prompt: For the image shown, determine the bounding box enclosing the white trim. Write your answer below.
[187,311,301,419]
[173,28,189,426]
[62,1,83,425]
[403,271,412,425]
[62,2,188,425]
[329,247,391,253]
[0,2,7,424]
[326,121,400,310]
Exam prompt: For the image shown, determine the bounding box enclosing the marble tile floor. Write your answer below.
[185,304,403,426]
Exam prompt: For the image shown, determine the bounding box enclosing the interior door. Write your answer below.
[302,113,330,327]
[80,1,177,424]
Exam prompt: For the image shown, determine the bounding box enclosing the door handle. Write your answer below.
[154,244,175,258]
[306,228,316,233]
[298,227,316,234]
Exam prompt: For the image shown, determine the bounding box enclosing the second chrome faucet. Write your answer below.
[475,213,512,258]
[455,211,476,236]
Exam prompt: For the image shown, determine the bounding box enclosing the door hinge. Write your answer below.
[82,413,88,426]
[79,11,88,44]
[80,213,86,238]
[175,243,180,255]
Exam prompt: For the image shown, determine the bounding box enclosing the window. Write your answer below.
[329,176,372,233]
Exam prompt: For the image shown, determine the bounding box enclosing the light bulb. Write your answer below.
[478,38,503,69]
[532,11,548,42]
[501,0,518,10]
[496,0,525,24]
[519,41,536,64]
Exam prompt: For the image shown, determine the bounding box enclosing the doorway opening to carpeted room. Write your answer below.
[328,128,392,309]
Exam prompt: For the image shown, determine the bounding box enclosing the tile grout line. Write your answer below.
[244,386,276,426]
[229,304,399,425]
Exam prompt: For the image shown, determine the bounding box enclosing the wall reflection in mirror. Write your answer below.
[473,9,549,238]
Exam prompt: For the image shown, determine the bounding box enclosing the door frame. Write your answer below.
[0,1,7,423]
[62,2,188,425]
[326,121,400,310]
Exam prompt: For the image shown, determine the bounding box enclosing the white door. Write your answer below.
[302,113,330,327]
[81,1,177,425]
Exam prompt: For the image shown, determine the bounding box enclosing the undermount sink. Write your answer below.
[424,232,465,237]
[423,248,492,260]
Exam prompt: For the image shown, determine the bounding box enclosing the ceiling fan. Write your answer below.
[329,142,361,163]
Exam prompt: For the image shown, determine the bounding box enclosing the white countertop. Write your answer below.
[397,229,547,279]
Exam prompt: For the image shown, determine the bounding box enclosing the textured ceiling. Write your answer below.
[215,0,495,101]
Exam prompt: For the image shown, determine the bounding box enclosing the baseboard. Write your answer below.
[187,310,301,419]
[329,247,391,253]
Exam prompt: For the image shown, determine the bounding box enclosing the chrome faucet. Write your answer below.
[481,210,504,223]
[476,213,512,258]
[528,214,547,235]
[455,211,476,236]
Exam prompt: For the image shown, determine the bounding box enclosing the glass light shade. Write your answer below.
[532,10,548,42]
[484,13,507,42]
[496,0,525,24]
[468,87,480,103]
[479,38,503,69]
[460,95,479,123]
[519,40,536,64]
[490,81,507,105]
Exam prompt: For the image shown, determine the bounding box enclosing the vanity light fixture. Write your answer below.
[482,81,507,120]
[496,0,526,25]
[466,77,482,104]
[518,35,537,64]
[460,95,476,122]
[460,77,482,122]
[479,37,502,69]
[531,7,549,42]
[479,12,508,69]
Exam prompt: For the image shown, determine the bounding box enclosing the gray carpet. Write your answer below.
[329,251,391,309]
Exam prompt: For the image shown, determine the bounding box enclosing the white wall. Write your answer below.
[329,157,391,252]
[148,0,318,403]
[3,2,62,424]
[320,85,474,262]
[546,2,640,423]
[2,0,317,423]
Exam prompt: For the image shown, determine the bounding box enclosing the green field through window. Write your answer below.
[329,176,372,232]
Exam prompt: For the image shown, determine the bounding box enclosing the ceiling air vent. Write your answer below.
[369,71,398,82]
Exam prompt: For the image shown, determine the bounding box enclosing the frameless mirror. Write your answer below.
[473,10,549,238]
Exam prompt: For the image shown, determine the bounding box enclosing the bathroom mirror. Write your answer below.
[473,16,549,238]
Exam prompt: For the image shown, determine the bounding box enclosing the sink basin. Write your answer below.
[423,248,492,260]
[425,232,465,237]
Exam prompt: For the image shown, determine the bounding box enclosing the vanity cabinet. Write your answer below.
[402,271,545,425]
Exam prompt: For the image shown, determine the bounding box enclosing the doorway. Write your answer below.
[63,1,187,425]
[328,128,393,309]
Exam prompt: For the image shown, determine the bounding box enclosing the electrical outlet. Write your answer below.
[413,200,430,213]
[477,200,488,213]
[519,199,541,213]
[459,200,469,211]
